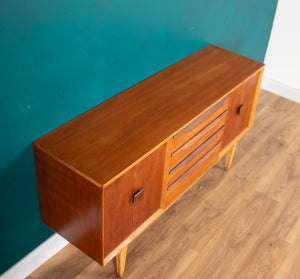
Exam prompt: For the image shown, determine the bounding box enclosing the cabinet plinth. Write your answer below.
[33,45,264,275]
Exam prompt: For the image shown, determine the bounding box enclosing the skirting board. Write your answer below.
[1,234,68,279]
[261,75,300,104]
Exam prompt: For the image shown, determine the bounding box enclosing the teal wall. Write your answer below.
[0,0,277,274]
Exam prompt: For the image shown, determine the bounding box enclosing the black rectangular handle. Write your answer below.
[237,104,245,115]
[132,188,144,204]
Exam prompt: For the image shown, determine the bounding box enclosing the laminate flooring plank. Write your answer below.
[125,229,199,279]
[287,241,300,279]
[178,191,280,279]
[29,91,300,279]
[29,245,93,279]
[230,235,290,279]
[272,233,300,279]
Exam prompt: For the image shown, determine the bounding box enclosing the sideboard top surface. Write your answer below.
[34,45,264,187]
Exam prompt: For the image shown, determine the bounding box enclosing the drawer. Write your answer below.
[165,140,222,207]
[168,125,224,185]
[103,146,165,256]
[170,110,227,169]
[171,95,229,152]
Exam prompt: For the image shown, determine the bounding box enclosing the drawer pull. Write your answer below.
[167,141,222,191]
[132,189,144,204]
[173,95,229,139]
[237,104,245,115]
[172,110,227,157]
[169,126,224,174]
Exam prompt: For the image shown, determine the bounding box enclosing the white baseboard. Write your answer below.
[1,234,68,279]
[261,75,300,104]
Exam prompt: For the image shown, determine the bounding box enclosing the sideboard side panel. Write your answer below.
[248,68,265,128]
[34,147,104,264]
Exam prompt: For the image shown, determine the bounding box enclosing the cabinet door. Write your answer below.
[222,73,259,147]
[103,146,165,256]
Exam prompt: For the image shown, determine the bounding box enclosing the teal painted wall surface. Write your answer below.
[0,0,277,274]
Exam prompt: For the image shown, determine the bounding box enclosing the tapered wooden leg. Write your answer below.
[116,246,128,276]
[225,143,237,170]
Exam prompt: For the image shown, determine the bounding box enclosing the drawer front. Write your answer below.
[165,140,222,206]
[170,110,227,169]
[103,146,165,256]
[168,126,224,185]
[171,96,229,152]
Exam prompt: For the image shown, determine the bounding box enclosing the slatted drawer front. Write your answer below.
[170,109,227,169]
[165,140,222,207]
[171,95,229,153]
[167,126,224,185]
[164,95,229,208]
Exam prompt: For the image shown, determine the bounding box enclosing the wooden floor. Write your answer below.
[28,90,300,279]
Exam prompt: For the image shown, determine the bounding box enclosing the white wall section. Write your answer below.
[262,0,300,103]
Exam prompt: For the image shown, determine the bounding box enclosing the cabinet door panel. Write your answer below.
[103,146,165,256]
[222,73,259,147]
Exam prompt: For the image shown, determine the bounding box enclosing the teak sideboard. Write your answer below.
[33,45,264,276]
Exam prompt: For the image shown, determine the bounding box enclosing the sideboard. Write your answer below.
[33,45,264,276]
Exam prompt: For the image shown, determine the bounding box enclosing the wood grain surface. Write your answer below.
[29,90,300,279]
[222,72,259,148]
[103,146,165,256]
[34,148,104,264]
[33,45,264,187]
